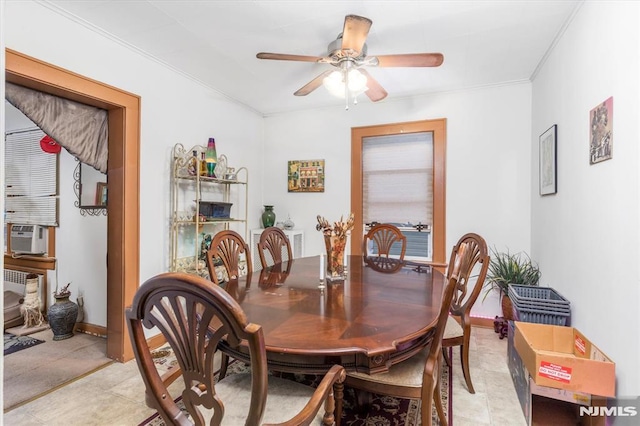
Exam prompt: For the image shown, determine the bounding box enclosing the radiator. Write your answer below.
[4,268,46,311]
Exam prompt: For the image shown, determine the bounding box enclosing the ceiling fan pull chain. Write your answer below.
[344,69,350,110]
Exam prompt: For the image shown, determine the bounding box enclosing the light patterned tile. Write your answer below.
[452,386,492,424]
[8,325,530,425]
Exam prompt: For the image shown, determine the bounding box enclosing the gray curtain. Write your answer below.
[5,82,108,173]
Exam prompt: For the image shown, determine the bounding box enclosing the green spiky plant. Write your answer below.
[483,249,541,301]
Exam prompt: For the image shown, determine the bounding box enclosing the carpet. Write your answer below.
[3,333,45,356]
[139,347,452,426]
[3,329,111,410]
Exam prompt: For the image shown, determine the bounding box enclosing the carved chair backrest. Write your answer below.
[363,224,407,260]
[205,230,252,285]
[126,272,269,425]
[446,233,489,318]
[257,227,293,269]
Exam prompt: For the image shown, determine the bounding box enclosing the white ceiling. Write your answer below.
[46,0,581,116]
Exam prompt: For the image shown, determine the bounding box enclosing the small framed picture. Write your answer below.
[539,125,557,196]
[589,96,613,164]
[287,159,325,193]
[95,182,108,206]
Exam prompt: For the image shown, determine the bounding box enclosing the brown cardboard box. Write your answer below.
[508,321,607,426]
[514,322,615,397]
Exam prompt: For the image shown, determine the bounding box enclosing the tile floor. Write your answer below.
[4,326,526,425]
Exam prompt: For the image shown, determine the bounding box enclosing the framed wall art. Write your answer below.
[539,124,557,196]
[288,159,325,193]
[589,96,613,164]
[95,182,108,206]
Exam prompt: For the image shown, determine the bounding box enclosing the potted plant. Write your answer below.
[483,249,541,320]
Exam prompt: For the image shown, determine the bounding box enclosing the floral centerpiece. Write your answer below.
[316,213,355,281]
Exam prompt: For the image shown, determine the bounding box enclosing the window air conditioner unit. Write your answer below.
[10,224,47,255]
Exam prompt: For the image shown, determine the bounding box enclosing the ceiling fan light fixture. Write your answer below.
[322,69,368,99]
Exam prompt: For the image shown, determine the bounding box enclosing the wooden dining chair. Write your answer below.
[344,243,469,426]
[204,230,252,286]
[442,233,489,394]
[126,272,346,426]
[363,255,404,273]
[363,223,407,260]
[257,226,292,269]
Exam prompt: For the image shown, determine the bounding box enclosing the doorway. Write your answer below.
[5,49,140,362]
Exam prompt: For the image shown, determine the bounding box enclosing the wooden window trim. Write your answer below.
[351,119,447,267]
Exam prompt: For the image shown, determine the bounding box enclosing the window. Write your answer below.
[5,128,59,226]
[351,119,446,265]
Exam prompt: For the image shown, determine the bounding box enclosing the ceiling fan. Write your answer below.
[256,14,444,105]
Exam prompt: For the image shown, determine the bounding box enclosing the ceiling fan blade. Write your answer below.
[359,69,388,102]
[294,70,334,96]
[257,52,326,63]
[373,53,444,67]
[340,15,372,56]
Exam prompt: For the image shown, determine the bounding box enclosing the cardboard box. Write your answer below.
[514,322,615,397]
[507,321,607,426]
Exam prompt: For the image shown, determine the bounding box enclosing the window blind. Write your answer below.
[5,128,59,226]
[363,132,433,225]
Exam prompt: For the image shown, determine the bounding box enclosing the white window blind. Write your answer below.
[363,132,433,225]
[5,128,59,226]
[363,132,433,260]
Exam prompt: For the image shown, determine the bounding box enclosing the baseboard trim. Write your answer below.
[471,316,497,329]
[147,333,167,350]
[75,322,107,337]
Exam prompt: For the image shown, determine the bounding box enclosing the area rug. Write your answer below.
[3,333,45,356]
[139,347,452,426]
[5,322,50,337]
[3,329,111,410]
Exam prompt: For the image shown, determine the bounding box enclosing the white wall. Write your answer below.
[5,1,265,327]
[263,83,533,318]
[531,2,640,397]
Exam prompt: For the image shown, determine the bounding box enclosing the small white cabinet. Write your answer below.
[250,228,304,270]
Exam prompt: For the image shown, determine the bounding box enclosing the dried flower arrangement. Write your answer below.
[316,213,355,238]
[316,213,355,279]
[54,282,72,298]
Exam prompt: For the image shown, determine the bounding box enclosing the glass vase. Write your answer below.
[324,234,346,282]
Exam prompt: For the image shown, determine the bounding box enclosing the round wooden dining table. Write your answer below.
[221,255,446,375]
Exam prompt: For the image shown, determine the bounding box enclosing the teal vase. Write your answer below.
[262,205,276,228]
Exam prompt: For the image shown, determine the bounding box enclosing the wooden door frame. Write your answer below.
[5,48,140,362]
[351,119,447,267]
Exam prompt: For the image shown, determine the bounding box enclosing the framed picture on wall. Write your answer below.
[539,124,557,196]
[589,96,613,164]
[287,159,325,192]
[95,182,107,206]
